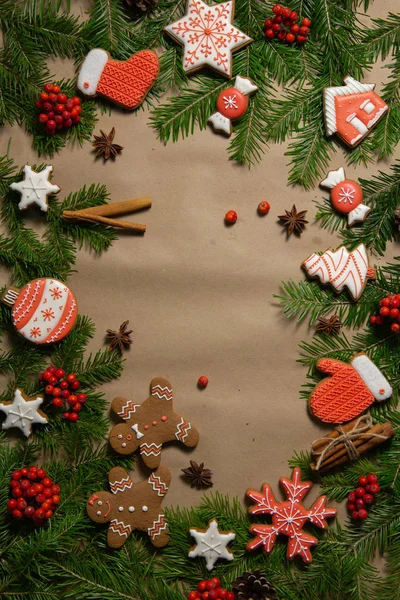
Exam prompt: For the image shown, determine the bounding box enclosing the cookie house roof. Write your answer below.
[324,76,375,136]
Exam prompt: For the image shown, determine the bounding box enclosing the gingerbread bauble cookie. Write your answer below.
[109,377,199,468]
[87,465,171,548]
[1,278,78,344]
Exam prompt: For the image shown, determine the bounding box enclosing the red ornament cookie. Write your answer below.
[209,76,258,136]
[309,353,392,424]
[77,49,159,110]
[320,167,370,226]
[1,279,78,345]
[87,465,170,548]
[109,377,199,468]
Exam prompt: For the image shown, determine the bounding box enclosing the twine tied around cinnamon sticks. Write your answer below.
[62,197,152,232]
[311,415,395,472]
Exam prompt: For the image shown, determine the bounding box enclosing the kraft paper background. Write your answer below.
[0,0,399,522]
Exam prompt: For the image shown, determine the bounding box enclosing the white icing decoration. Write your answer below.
[302,243,370,301]
[347,204,371,226]
[77,49,109,96]
[222,94,238,109]
[121,442,127,448]
[351,355,392,401]
[208,113,231,134]
[142,505,148,512]
[131,423,144,439]
[118,434,122,439]
[96,511,102,516]
[320,167,346,189]
[164,0,252,77]
[10,165,60,212]
[234,75,258,95]
[98,501,103,506]
[188,519,235,571]
[118,506,124,512]
[0,389,47,437]
[323,76,375,136]
[129,506,135,512]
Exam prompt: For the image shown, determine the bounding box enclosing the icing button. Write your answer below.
[118,434,122,439]
[161,416,167,421]
[118,506,124,512]
[144,425,149,430]
[84,81,89,88]
[97,501,103,506]
[122,442,127,448]
[129,506,135,513]
[379,388,385,395]
[96,511,102,516]
[152,420,157,426]
[142,505,148,512]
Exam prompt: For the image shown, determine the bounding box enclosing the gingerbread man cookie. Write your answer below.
[87,465,171,548]
[109,377,199,468]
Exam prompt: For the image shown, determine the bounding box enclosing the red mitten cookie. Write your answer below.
[309,354,392,423]
[87,465,171,548]
[77,49,159,110]
[109,377,199,468]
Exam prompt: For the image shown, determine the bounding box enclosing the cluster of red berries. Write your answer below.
[8,466,61,526]
[347,473,380,521]
[187,578,234,600]
[370,294,400,333]
[265,4,311,44]
[36,83,82,135]
[39,365,86,421]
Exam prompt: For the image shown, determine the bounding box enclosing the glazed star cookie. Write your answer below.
[309,354,392,424]
[109,377,199,468]
[0,388,48,437]
[246,468,337,563]
[164,0,252,78]
[10,165,60,212]
[77,49,159,109]
[302,243,375,301]
[188,519,235,571]
[320,167,371,226]
[323,76,388,147]
[208,75,258,136]
[87,465,171,548]
[1,278,78,345]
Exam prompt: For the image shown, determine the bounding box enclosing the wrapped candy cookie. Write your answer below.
[208,76,258,136]
[320,167,371,226]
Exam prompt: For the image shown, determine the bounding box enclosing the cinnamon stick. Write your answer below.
[64,214,147,232]
[312,418,361,451]
[70,197,152,217]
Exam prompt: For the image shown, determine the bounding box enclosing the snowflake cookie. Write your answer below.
[188,518,235,571]
[10,165,60,212]
[164,0,252,78]
[0,388,48,437]
[246,468,337,563]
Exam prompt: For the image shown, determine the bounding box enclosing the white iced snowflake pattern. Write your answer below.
[223,94,238,109]
[338,186,356,204]
[188,518,235,570]
[10,165,60,212]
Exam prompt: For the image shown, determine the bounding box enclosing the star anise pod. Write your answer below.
[105,320,133,352]
[278,204,308,237]
[92,127,123,160]
[316,315,342,335]
[181,460,213,488]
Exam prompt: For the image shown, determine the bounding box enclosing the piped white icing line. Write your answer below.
[323,76,375,136]
[77,49,109,96]
[351,355,392,401]
[235,75,258,95]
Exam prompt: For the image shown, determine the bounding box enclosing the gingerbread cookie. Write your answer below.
[302,243,375,301]
[77,49,159,110]
[323,76,388,147]
[10,165,60,212]
[0,388,48,437]
[246,468,337,563]
[87,465,170,548]
[320,167,370,226]
[188,519,235,571]
[1,278,78,345]
[208,76,258,136]
[109,377,199,468]
[164,0,252,78]
[309,354,392,424]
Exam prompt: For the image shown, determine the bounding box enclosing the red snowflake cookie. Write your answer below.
[246,468,337,563]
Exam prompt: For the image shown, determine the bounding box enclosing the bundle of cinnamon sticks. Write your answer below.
[62,197,151,232]
[311,415,394,472]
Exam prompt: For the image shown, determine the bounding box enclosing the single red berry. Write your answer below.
[13,487,22,498]
[24,505,35,518]
[20,479,30,491]
[57,93,67,104]
[65,118,74,128]
[216,590,227,599]
[26,487,36,498]
[274,15,283,23]
[70,107,81,118]
[226,593,235,600]
[61,389,70,399]
[62,111,71,121]
[20,468,29,477]
[52,494,61,505]
[45,385,54,395]
[48,93,58,104]
[356,499,365,510]
[272,22,281,32]
[60,381,69,390]
[69,412,79,422]
[35,508,45,519]
[72,116,81,124]
[258,200,270,214]
[355,487,366,497]
[278,30,287,39]
[380,297,391,307]
[43,102,53,113]
[43,487,53,499]
[7,499,17,512]
[49,375,58,385]
[197,581,208,592]
[347,502,356,511]
[54,368,65,379]
[290,23,300,33]
[370,315,377,324]
[52,398,63,408]
[301,17,311,26]
[34,483,44,493]
[272,4,283,14]
[380,307,390,317]
[390,323,400,333]
[210,579,220,588]
[376,316,385,325]
[70,380,80,390]
[369,483,380,494]
[42,478,52,488]
[206,581,217,591]
[12,470,22,481]
[39,92,49,102]
[208,591,218,600]
[36,494,45,504]
[359,475,368,487]
[352,510,359,520]
[225,210,237,224]
[198,376,209,388]
[47,111,55,120]
[265,28,275,38]
[36,100,44,109]
[38,113,48,124]
[296,34,307,43]
[66,373,76,383]
[9,480,19,489]
[17,497,27,510]
[367,473,379,484]
[363,494,373,505]
[265,18,274,27]
[390,308,400,318]
[63,412,71,420]
[67,394,78,405]
[290,11,298,21]
[12,509,24,520]
[51,484,61,494]
[52,387,62,397]
[52,85,61,94]
[48,366,57,374]
[42,371,52,381]
[202,593,209,600]
[54,104,65,114]
[44,83,53,93]
[358,509,368,520]
[282,7,291,18]
[65,99,74,112]
[44,510,53,519]
[72,96,81,105]
[188,593,199,600]
[391,297,400,308]
[72,403,82,412]
[37,468,46,479]
[286,32,295,43]
[77,393,87,404]
[299,26,309,35]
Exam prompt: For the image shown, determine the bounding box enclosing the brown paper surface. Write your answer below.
[0,0,399,522]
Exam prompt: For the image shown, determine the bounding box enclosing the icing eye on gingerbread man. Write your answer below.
[109,377,199,469]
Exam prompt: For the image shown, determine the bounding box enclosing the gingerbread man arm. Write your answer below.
[150,377,173,401]
[107,518,133,549]
[111,396,140,421]
[170,411,199,448]
[108,467,133,493]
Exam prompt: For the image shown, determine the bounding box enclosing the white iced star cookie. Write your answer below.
[164,0,252,78]
[10,165,60,212]
[188,518,235,571]
[0,388,48,437]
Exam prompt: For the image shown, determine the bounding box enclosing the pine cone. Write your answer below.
[123,0,157,11]
[394,206,400,231]
[231,570,278,600]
